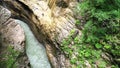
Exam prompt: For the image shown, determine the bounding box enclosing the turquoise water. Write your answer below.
[15,20,51,68]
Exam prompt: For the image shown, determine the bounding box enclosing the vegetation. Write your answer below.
[61,0,120,68]
[0,46,20,68]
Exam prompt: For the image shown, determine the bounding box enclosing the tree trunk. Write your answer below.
[1,0,78,68]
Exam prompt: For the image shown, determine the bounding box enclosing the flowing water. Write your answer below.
[15,20,51,68]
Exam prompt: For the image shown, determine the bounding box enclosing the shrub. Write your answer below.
[62,0,120,67]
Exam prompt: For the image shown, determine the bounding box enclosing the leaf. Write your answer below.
[95,43,102,49]
[96,0,105,3]
[104,45,111,49]
[70,58,76,64]
[76,20,81,25]
[84,52,91,57]
[84,20,93,28]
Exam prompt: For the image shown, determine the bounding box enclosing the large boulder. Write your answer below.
[0,6,30,68]
[0,18,25,52]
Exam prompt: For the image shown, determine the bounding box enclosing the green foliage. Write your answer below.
[95,43,102,49]
[0,46,20,68]
[62,0,120,67]
[75,20,81,25]
[78,0,120,56]
[61,35,108,67]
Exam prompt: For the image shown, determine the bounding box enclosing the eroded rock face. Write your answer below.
[0,6,25,52]
[2,0,77,43]
[0,6,11,24]
[0,0,79,68]
[0,6,30,68]
[0,18,25,52]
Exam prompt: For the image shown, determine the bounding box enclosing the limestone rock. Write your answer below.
[0,18,25,52]
[0,5,11,24]
[0,6,29,68]
[0,18,30,68]
[1,0,79,68]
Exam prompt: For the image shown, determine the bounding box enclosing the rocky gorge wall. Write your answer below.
[0,6,30,68]
[0,0,79,68]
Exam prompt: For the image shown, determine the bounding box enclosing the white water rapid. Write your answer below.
[15,20,51,68]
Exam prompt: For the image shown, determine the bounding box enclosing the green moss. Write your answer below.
[0,45,20,68]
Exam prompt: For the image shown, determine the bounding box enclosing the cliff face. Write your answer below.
[0,6,30,68]
[2,0,78,43]
[0,0,78,68]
